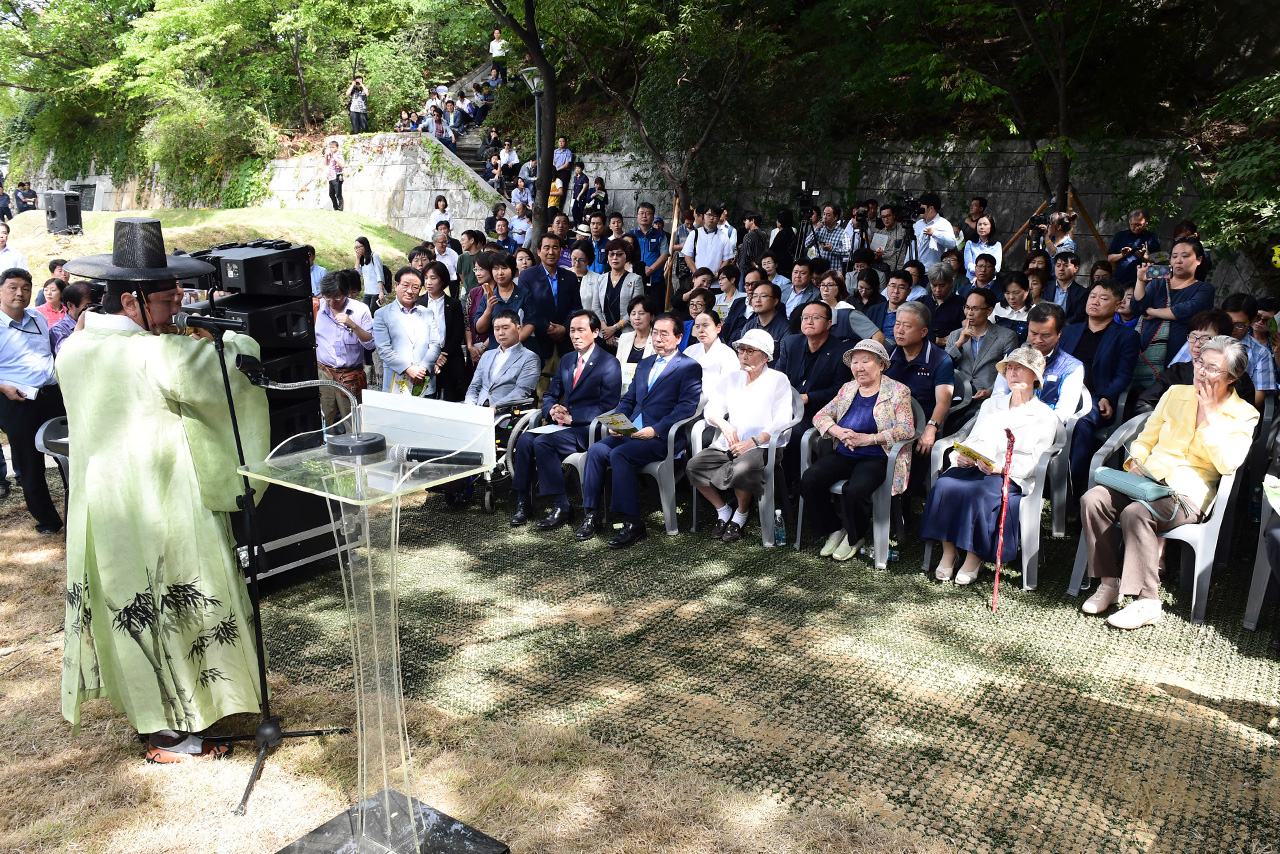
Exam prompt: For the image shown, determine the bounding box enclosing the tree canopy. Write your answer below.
[0,0,1274,272]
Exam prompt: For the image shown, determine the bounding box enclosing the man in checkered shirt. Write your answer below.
[808,203,850,270]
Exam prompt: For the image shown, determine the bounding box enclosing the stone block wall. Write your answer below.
[265,133,502,241]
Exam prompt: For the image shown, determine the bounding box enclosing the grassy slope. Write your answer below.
[7,208,421,288]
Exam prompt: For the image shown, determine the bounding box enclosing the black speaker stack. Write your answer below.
[185,240,335,579]
[44,190,83,235]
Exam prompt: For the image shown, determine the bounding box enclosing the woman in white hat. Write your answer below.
[687,328,795,543]
[921,345,1058,585]
[803,339,916,560]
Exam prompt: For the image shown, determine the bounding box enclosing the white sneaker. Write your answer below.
[1106,598,1163,630]
[1081,584,1120,615]
[832,536,861,562]
[820,529,846,558]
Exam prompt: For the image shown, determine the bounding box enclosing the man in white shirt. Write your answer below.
[489,28,508,76]
[682,205,732,275]
[306,245,327,296]
[432,232,460,282]
[911,192,957,269]
[0,223,27,271]
[717,205,738,252]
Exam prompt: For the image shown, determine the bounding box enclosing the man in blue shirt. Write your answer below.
[630,202,670,302]
[885,301,954,497]
[306,245,327,296]
[0,267,65,532]
[867,271,913,340]
[553,136,574,195]
[586,213,610,274]
[1106,208,1161,285]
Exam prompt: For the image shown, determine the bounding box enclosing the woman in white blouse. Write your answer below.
[685,308,739,391]
[921,346,1059,586]
[686,328,795,543]
[426,195,451,233]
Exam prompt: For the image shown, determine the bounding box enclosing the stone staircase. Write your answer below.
[447,62,500,181]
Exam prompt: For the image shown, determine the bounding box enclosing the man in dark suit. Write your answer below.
[576,314,703,548]
[775,302,851,486]
[521,231,581,364]
[721,266,763,344]
[511,309,622,529]
[1060,278,1141,498]
[1045,251,1089,324]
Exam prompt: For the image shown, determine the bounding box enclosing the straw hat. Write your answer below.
[996,345,1046,387]
[843,338,890,368]
[732,328,776,360]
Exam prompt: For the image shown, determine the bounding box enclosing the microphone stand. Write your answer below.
[202,324,349,815]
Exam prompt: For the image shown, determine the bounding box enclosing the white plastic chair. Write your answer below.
[919,409,1065,589]
[1049,387,1093,538]
[1068,412,1240,625]
[689,387,804,547]
[35,416,71,516]
[793,398,925,568]
[641,400,706,535]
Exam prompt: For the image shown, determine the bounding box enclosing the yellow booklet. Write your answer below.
[952,441,995,469]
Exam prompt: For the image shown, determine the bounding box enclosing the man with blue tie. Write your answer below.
[576,314,703,548]
[521,232,581,367]
[511,310,622,529]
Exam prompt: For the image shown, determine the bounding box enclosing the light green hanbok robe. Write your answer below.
[57,313,271,734]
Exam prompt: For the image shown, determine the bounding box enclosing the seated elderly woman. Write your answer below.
[1080,335,1258,629]
[801,339,916,561]
[922,345,1059,585]
[687,328,795,543]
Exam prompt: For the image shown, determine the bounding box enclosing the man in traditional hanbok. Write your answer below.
[59,218,270,762]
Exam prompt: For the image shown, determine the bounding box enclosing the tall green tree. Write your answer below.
[553,0,783,216]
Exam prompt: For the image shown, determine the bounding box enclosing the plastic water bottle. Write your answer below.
[773,509,787,546]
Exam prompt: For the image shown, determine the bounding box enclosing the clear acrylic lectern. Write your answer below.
[242,392,507,854]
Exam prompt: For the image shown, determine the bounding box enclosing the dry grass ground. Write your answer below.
[0,473,948,853]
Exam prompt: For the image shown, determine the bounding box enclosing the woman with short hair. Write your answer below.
[685,309,740,389]
[586,238,644,349]
[801,340,915,561]
[687,328,795,543]
[1080,335,1258,628]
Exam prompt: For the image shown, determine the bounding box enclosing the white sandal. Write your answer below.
[954,564,982,586]
[935,564,955,582]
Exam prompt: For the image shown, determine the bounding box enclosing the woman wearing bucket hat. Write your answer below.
[802,339,916,560]
[687,328,794,542]
[920,345,1058,585]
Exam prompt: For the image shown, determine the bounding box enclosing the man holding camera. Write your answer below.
[346,75,369,134]
[912,193,957,269]
[1107,207,1160,285]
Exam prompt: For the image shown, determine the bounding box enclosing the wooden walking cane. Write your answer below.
[991,428,1017,614]
[664,194,679,311]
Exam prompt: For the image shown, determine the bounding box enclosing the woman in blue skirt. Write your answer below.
[921,345,1059,585]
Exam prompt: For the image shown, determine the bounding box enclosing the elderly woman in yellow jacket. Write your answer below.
[1080,335,1258,629]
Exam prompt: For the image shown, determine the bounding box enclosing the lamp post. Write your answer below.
[518,66,545,178]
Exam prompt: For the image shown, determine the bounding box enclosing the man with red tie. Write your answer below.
[510,309,622,529]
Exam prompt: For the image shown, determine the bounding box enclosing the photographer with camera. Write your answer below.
[345,75,369,134]
[807,204,850,270]
[912,193,957,269]
[1043,211,1077,258]
[1107,208,1161,285]
[870,204,908,270]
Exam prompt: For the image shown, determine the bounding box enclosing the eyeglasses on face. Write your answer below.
[1193,359,1226,377]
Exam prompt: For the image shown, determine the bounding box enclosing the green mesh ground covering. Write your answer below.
[262,493,1280,853]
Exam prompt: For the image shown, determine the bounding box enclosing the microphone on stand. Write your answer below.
[175,311,248,334]
[386,444,485,468]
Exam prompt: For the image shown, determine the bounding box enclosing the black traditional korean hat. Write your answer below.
[63,217,214,293]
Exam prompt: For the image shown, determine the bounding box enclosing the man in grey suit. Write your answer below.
[944,286,1019,427]
[465,309,541,406]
